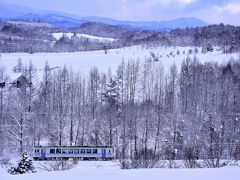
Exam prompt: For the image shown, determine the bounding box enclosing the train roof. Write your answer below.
[34,145,114,148]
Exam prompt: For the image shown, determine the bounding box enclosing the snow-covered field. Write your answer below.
[1,161,240,180]
[0,45,239,80]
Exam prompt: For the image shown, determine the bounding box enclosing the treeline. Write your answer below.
[1,22,240,53]
[170,24,240,53]
[75,22,240,53]
[0,57,240,168]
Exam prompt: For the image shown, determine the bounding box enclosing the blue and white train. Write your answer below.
[33,146,114,161]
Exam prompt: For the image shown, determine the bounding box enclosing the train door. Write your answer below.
[101,149,106,158]
[40,149,46,159]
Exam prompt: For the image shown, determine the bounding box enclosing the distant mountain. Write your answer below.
[18,13,87,28]
[107,17,207,31]
[0,3,208,31]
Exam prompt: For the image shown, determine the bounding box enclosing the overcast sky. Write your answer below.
[1,0,240,25]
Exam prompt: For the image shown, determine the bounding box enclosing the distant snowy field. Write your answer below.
[1,161,240,180]
[0,45,239,80]
[52,32,116,42]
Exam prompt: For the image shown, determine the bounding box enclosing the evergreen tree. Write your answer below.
[8,152,35,175]
[103,77,119,146]
[103,78,119,107]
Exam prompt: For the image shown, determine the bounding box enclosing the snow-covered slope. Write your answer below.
[52,32,116,42]
[0,46,239,80]
[52,33,74,40]
[1,161,240,180]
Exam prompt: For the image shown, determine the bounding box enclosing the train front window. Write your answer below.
[86,149,91,154]
[56,148,61,153]
[92,149,97,154]
[50,149,55,154]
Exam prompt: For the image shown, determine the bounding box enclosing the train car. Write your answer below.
[33,146,114,161]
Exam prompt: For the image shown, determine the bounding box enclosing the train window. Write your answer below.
[56,148,61,153]
[68,149,74,154]
[35,149,39,153]
[92,149,98,154]
[109,150,111,153]
[62,149,67,154]
[80,149,85,154]
[74,149,79,154]
[86,149,91,154]
[50,149,55,154]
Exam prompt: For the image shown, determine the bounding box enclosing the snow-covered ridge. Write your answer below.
[7,21,53,28]
[52,32,116,42]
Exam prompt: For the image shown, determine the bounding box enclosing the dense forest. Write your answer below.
[0,56,239,168]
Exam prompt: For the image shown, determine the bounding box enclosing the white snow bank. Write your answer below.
[0,167,8,176]
[1,161,240,180]
[52,32,116,42]
[76,34,116,42]
[52,32,73,40]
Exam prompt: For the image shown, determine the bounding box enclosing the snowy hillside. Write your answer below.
[1,161,240,180]
[7,21,53,28]
[52,32,116,42]
[0,45,239,80]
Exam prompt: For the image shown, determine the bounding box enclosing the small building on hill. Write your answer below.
[11,75,31,88]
